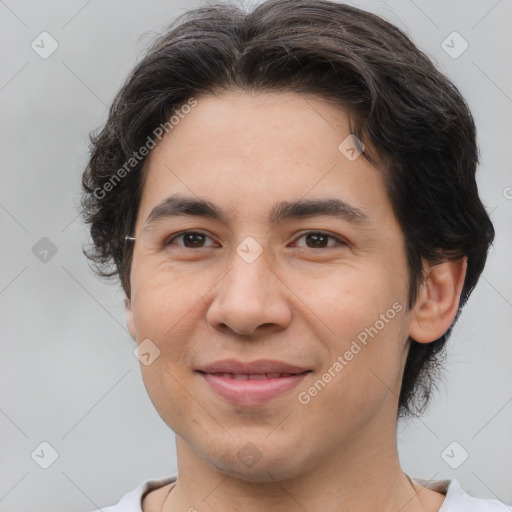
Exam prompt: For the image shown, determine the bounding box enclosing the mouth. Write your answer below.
[205,372,303,380]
[196,359,312,405]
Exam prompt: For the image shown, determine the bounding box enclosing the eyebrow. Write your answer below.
[143,194,370,229]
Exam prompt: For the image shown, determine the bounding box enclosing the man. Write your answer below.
[82,1,508,510]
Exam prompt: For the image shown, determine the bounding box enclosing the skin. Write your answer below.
[125,91,467,512]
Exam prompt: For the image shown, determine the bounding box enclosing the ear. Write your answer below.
[125,297,137,341]
[409,257,467,343]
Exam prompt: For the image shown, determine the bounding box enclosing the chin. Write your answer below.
[211,457,305,484]
[200,437,311,484]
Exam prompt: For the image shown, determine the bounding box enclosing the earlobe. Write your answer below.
[125,297,137,341]
[409,257,467,343]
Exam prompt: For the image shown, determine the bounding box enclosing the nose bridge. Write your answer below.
[226,235,271,304]
[207,235,290,335]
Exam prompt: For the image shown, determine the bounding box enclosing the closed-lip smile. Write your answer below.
[197,359,312,405]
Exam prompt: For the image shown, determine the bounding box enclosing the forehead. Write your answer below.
[148,90,352,167]
[136,91,393,229]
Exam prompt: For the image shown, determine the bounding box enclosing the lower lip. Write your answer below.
[200,372,310,405]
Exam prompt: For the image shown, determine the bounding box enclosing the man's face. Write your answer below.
[126,91,413,481]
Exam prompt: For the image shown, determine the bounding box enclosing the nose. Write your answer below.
[206,243,292,337]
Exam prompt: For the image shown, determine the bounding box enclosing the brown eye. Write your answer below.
[305,233,330,248]
[294,231,346,249]
[165,231,216,248]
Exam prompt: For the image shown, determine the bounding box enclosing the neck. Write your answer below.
[162,418,433,512]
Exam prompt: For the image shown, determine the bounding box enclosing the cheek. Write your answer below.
[295,264,409,401]
[129,260,217,341]
[140,362,201,436]
[296,308,408,440]
[297,261,406,340]
[129,271,207,421]
[131,269,205,427]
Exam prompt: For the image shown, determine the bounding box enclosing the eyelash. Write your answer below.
[163,230,347,251]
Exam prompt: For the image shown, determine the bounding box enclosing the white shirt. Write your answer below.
[91,474,512,512]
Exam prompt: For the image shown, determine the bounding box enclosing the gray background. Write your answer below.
[1,0,511,510]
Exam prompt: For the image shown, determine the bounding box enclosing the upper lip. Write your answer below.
[197,359,311,375]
